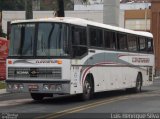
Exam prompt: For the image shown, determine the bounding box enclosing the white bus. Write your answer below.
[6,17,154,101]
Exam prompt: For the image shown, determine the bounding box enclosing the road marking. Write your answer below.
[48,97,129,119]
[36,90,160,119]
[36,96,130,119]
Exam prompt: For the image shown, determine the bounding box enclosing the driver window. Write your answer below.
[71,26,87,58]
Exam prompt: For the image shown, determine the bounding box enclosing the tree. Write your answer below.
[25,0,33,19]
[56,0,88,17]
[0,0,25,11]
[57,0,64,17]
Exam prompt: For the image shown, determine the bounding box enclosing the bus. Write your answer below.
[0,37,8,80]
[6,17,154,101]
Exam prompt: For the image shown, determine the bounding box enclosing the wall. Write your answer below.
[125,9,151,31]
[103,0,120,26]
[120,3,151,10]
[2,10,125,34]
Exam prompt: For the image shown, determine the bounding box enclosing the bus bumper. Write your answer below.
[5,80,70,94]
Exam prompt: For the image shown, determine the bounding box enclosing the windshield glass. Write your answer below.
[9,23,69,57]
[10,24,35,56]
[37,23,69,56]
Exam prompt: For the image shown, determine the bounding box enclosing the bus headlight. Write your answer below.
[43,84,49,91]
[13,84,19,90]
[55,84,62,91]
[19,84,24,90]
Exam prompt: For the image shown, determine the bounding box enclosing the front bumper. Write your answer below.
[6,80,70,94]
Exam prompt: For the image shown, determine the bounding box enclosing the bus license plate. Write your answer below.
[28,84,38,91]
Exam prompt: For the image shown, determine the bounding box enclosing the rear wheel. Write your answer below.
[134,74,142,93]
[126,73,142,93]
[30,93,44,101]
[81,78,93,101]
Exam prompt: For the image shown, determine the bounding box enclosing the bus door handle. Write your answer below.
[89,50,95,53]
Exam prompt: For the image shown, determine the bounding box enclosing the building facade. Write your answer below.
[151,0,160,75]
[125,9,151,31]
[1,0,160,75]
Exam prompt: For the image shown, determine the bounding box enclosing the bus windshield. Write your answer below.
[9,23,69,57]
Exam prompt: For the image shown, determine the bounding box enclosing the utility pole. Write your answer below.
[57,0,65,17]
[25,0,33,19]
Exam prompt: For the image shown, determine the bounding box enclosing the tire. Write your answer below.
[134,73,142,93]
[81,78,93,101]
[126,73,142,93]
[30,93,44,101]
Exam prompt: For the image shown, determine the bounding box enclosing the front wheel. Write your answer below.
[81,78,93,101]
[30,93,44,101]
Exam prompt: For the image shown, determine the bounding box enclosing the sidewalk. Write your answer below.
[0,89,7,94]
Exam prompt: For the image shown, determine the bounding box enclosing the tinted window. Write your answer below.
[147,38,153,53]
[128,34,137,51]
[10,24,35,56]
[37,23,69,56]
[72,26,87,58]
[72,26,87,46]
[104,30,116,49]
[89,27,103,47]
[117,33,127,50]
[139,37,147,52]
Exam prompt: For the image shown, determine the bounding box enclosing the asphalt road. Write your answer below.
[0,79,160,119]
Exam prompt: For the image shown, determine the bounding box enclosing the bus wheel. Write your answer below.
[30,93,44,101]
[135,73,142,93]
[81,78,93,101]
[126,73,142,93]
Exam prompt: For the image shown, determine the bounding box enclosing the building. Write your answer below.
[151,0,160,75]
[125,9,151,31]
[1,0,160,74]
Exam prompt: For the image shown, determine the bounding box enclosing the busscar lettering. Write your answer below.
[36,60,58,64]
[132,57,150,63]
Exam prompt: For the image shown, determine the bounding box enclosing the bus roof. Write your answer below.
[11,17,153,38]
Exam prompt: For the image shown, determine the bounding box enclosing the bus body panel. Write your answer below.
[6,59,72,94]
[77,50,154,93]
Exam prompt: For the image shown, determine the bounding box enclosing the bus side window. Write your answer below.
[139,37,147,52]
[71,26,87,58]
[89,27,103,48]
[104,30,116,49]
[147,38,153,53]
[117,33,128,51]
[128,34,137,52]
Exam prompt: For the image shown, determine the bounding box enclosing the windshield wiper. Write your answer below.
[48,24,55,49]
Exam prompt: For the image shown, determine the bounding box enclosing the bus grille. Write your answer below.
[8,67,62,79]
